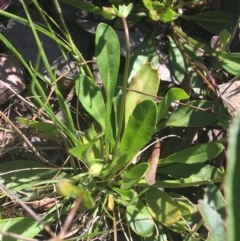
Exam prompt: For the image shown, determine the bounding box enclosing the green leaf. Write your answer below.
[158,100,220,130]
[219,29,231,50]
[157,88,189,121]
[57,181,95,209]
[113,3,133,18]
[96,23,120,102]
[82,190,95,209]
[217,52,240,75]
[159,143,224,166]
[145,188,181,224]
[203,183,226,220]
[224,108,240,241]
[108,150,137,179]
[159,8,178,23]
[126,198,154,237]
[167,195,200,233]
[75,74,106,129]
[95,23,120,155]
[125,62,160,125]
[0,217,42,241]
[169,37,188,84]
[69,132,104,166]
[111,187,136,201]
[0,161,66,192]
[59,0,103,15]
[186,11,233,35]
[198,202,226,241]
[120,100,157,152]
[17,117,60,136]
[121,163,150,190]
[159,163,224,181]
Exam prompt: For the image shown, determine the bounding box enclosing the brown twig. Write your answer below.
[145,137,161,185]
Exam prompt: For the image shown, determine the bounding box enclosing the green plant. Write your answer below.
[0,0,238,240]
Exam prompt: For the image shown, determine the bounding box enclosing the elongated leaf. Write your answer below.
[17,117,59,135]
[145,188,181,224]
[203,183,226,220]
[121,162,150,190]
[224,108,240,241]
[111,187,136,201]
[169,37,187,84]
[158,100,220,130]
[157,88,188,121]
[159,143,224,166]
[75,74,106,129]
[219,29,231,50]
[60,0,103,15]
[120,100,157,152]
[0,161,67,193]
[186,11,233,35]
[218,52,240,76]
[0,217,42,240]
[126,198,154,237]
[125,62,160,125]
[95,23,120,154]
[95,23,120,102]
[159,163,224,181]
[198,202,226,241]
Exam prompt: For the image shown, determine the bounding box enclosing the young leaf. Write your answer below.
[121,162,150,190]
[145,188,181,224]
[120,100,157,152]
[75,74,106,129]
[160,8,178,23]
[126,198,154,237]
[219,29,231,51]
[169,37,188,84]
[125,62,160,125]
[157,87,188,121]
[159,143,224,166]
[158,100,220,130]
[224,108,240,241]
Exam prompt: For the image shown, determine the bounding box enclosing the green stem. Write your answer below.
[113,17,130,156]
[20,0,54,82]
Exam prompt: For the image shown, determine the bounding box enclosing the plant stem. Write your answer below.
[113,17,130,156]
